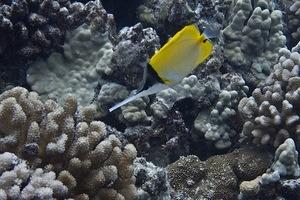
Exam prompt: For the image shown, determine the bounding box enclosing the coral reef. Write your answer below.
[286,0,300,47]
[167,146,272,200]
[1,0,300,199]
[137,0,221,38]
[222,0,286,85]
[27,23,114,105]
[238,43,300,147]
[151,74,220,119]
[261,138,300,185]
[105,23,160,88]
[0,0,107,65]
[0,87,137,199]
[239,138,300,199]
[0,152,68,199]
[193,73,248,149]
[134,157,170,200]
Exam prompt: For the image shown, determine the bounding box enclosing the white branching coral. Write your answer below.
[194,73,248,149]
[0,152,68,199]
[238,43,300,147]
[261,138,300,185]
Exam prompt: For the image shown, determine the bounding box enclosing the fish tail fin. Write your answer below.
[203,26,221,39]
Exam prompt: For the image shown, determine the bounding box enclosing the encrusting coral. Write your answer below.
[238,42,300,147]
[27,23,114,105]
[222,0,286,85]
[137,0,220,37]
[134,157,170,200]
[0,86,137,199]
[167,146,272,200]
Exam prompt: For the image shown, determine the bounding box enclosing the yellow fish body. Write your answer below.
[109,24,213,112]
[149,24,213,84]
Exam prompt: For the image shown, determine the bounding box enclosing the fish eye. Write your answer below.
[203,39,208,43]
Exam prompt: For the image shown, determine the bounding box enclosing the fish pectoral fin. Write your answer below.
[109,83,169,112]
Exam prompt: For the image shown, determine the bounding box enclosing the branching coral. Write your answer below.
[0,152,68,199]
[286,0,300,47]
[193,73,248,149]
[222,0,286,85]
[238,44,300,147]
[0,87,137,199]
[239,138,300,199]
[260,138,300,185]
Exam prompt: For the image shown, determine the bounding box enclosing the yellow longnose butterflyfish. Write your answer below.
[109,24,214,112]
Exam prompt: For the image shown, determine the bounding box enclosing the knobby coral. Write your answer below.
[193,73,248,149]
[238,43,300,147]
[286,0,300,47]
[0,152,68,199]
[239,138,300,199]
[0,87,137,199]
[222,0,286,85]
[261,138,300,185]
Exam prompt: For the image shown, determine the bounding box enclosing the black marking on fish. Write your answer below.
[139,63,165,91]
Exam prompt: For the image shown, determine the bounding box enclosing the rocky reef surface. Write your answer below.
[0,0,300,199]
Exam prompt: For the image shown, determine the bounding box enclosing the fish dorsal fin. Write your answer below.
[109,83,169,112]
[149,24,213,85]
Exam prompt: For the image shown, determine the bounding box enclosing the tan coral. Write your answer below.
[0,87,137,199]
